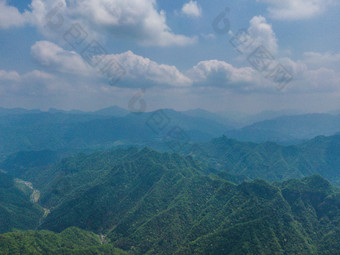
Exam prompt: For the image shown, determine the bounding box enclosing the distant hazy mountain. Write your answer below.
[0,108,229,158]
[92,106,130,117]
[1,106,340,163]
[146,108,230,135]
[216,109,302,128]
[225,113,340,144]
[181,108,235,129]
[0,107,41,116]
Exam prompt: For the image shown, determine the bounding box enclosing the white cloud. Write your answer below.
[31,41,92,75]
[23,70,55,80]
[181,0,202,17]
[16,0,195,47]
[277,57,340,92]
[231,16,278,55]
[0,69,55,98]
[0,70,21,81]
[109,51,192,87]
[259,0,333,20]
[0,0,28,28]
[303,52,340,67]
[73,0,197,46]
[248,16,278,55]
[187,60,262,91]
[186,56,340,93]
[30,41,192,88]
[201,33,216,40]
[276,57,307,77]
[29,40,340,94]
[303,68,340,91]
[0,0,196,46]
[0,69,54,82]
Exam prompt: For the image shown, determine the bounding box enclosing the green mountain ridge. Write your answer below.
[190,135,340,185]
[1,149,337,254]
[1,144,339,254]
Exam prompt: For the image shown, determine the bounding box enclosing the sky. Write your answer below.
[0,0,340,113]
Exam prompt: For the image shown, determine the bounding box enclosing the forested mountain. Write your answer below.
[0,172,43,234]
[190,135,340,185]
[2,108,340,161]
[1,148,338,254]
[0,107,339,254]
[0,150,63,177]
[0,227,126,255]
[3,134,340,186]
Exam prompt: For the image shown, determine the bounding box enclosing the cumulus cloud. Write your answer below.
[303,68,340,91]
[259,0,334,20]
[71,0,197,46]
[276,57,340,92]
[0,69,54,82]
[0,70,21,81]
[248,16,278,54]
[23,70,55,80]
[30,41,192,88]
[29,40,340,94]
[187,60,259,90]
[31,41,91,75]
[181,0,202,17]
[0,69,55,98]
[0,0,28,28]
[231,16,278,55]
[109,51,192,87]
[1,0,196,47]
[303,52,340,67]
[186,55,340,93]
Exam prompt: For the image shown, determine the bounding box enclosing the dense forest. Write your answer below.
[0,147,339,254]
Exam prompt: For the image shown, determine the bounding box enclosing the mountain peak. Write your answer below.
[93,106,129,117]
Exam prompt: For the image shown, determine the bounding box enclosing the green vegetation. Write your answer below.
[0,172,43,234]
[1,147,339,254]
[0,150,62,177]
[0,227,127,255]
[191,135,340,185]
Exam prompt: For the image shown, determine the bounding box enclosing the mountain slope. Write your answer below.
[190,135,340,185]
[0,227,127,255]
[0,172,43,233]
[14,149,338,255]
[0,150,63,178]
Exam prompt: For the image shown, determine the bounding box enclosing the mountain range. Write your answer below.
[188,135,340,185]
[1,107,340,161]
[0,106,339,254]
[0,148,338,254]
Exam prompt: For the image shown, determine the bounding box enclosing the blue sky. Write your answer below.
[0,0,340,113]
